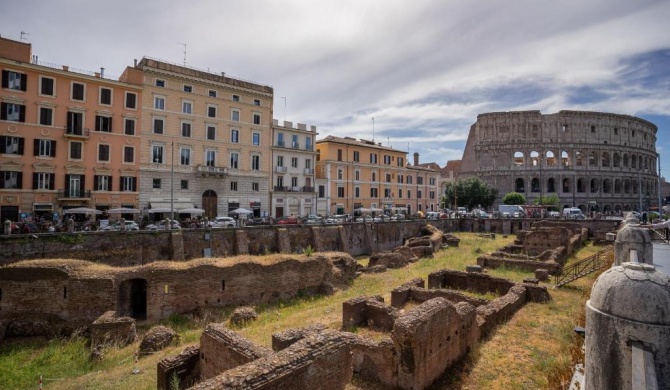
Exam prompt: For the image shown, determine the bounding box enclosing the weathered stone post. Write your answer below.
[4,219,11,235]
[614,223,653,265]
[164,218,170,231]
[203,217,209,229]
[585,262,670,389]
[120,217,126,231]
[67,218,75,233]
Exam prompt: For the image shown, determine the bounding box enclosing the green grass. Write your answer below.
[0,233,607,389]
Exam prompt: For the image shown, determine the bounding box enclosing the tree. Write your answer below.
[443,178,498,210]
[502,192,526,205]
[533,194,560,210]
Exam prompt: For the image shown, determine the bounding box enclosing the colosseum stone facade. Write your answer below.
[458,110,659,214]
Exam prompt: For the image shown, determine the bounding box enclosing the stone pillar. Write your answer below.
[120,218,126,231]
[614,223,653,265]
[164,218,170,231]
[4,220,10,235]
[67,218,74,233]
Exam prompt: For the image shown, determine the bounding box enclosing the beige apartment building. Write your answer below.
[0,37,142,223]
[270,119,318,217]
[129,58,273,220]
[315,136,440,216]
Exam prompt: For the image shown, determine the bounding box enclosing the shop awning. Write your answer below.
[149,201,194,211]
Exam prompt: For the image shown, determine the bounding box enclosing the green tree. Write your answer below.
[502,192,526,205]
[533,194,560,210]
[443,178,498,210]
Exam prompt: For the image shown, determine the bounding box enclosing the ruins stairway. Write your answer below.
[554,248,613,288]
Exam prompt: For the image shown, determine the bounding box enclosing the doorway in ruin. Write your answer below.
[202,190,218,219]
[118,278,147,320]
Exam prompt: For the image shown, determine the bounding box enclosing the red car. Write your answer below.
[276,216,299,225]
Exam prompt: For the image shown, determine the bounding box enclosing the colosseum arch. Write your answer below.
[603,204,612,212]
[562,178,572,193]
[624,179,631,193]
[613,153,621,168]
[590,178,599,193]
[547,178,556,192]
[589,152,597,167]
[513,151,525,166]
[639,155,643,169]
[601,152,610,167]
[575,151,584,166]
[603,178,612,193]
[561,151,570,167]
[633,179,639,194]
[577,178,586,193]
[546,151,556,166]
[615,204,622,213]
[614,179,622,194]
[631,154,637,168]
[531,178,540,192]
[515,178,525,192]
[623,154,629,167]
[530,151,540,167]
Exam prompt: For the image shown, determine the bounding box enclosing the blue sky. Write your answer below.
[2,0,668,172]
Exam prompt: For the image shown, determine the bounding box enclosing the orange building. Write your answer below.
[0,37,142,224]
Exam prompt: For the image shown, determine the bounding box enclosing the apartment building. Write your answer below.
[270,120,318,217]
[130,58,273,219]
[0,37,142,222]
[406,153,442,213]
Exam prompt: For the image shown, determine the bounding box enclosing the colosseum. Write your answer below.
[457,110,659,214]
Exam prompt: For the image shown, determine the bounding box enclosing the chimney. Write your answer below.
[134,59,137,67]
[100,67,105,78]
[414,152,419,166]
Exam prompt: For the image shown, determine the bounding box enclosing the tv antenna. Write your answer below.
[280,97,287,122]
[20,31,29,42]
[179,43,187,66]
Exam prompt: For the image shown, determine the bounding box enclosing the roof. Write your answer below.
[316,135,407,153]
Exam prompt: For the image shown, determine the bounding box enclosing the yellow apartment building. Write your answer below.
[0,37,142,223]
[129,58,273,219]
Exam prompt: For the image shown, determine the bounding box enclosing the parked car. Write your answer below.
[548,211,561,218]
[210,216,237,228]
[303,215,323,224]
[276,216,299,225]
[472,209,490,218]
[425,211,440,220]
[391,214,406,221]
[355,215,374,223]
[145,220,181,230]
[102,221,140,231]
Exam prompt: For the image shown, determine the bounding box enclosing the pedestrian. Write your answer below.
[647,218,670,241]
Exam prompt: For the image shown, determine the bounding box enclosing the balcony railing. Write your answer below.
[273,186,315,193]
[276,166,287,173]
[64,127,90,138]
[197,165,227,176]
[57,189,92,199]
[303,186,315,192]
[274,186,289,192]
[304,168,314,175]
[276,141,285,147]
[292,142,300,149]
[305,145,313,151]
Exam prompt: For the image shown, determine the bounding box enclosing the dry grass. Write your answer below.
[1,234,608,390]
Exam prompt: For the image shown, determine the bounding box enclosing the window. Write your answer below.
[66,111,83,134]
[305,136,312,151]
[100,87,112,105]
[125,92,137,109]
[181,180,189,189]
[370,153,378,164]
[370,188,378,197]
[205,150,216,166]
[417,190,422,199]
[209,90,217,97]
[430,191,435,199]
[182,122,192,137]
[124,118,135,135]
[318,185,325,198]
[0,136,24,155]
[292,134,298,148]
[230,181,238,191]
[417,176,424,185]
[38,76,54,96]
[152,145,164,163]
[230,152,239,169]
[231,110,240,121]
[95,116,113,132]
[1,171,21,189]
[277,156,284,167]
[153,178,161,189]
[386,173,391,182]
[70,141,82,159]
[337,187,345,197]
[291,157,298,168]
[353,151,360,162]
[337,149,343,161]
[231,129,239,143]
[121,176,136,192]
[0,102,26,122]
[155,79,165,87]
[371,171,376,181]
[123,146,134,163]
[305,159,312,169]
[98,144,110,162]
[384,155,391,165]
[180,148,191,165]
[397,157,404,167]
[591,125,596,133]
[398,174,403,183]
[232,94,240,102]
[252,182,259,191]
[154,96,165,110]
[429,177,436,185]
[254,99,260,106]
[277,176,284,187]
[398,189,403,198]
[182,100,192,114]
[208,105,217,118]
[183,85,192,93]
[253,113,261,125]
[95,175,111,191]
[34,139,55,157]
[277,132,284,147]
[407,190,411,198]
[407,176,413,184]
[385,188,391,198]
[2,70,27,91]
[72,82,85,101]
[337,169,343,180]
[252,132,260,145]
[355,170,360,181]
[355,187,360,198]
[153,118,164,134]
[34,172,54,190]
[207,125,216,140]
[251,155,260,170]
[39,107,53,126]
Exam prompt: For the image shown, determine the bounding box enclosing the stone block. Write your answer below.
[535,268,549,281]
[466,265,482,273]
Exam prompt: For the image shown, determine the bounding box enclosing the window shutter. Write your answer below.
[19,105,25,123]
[64,174,71,193]
[17,138,24,155]
[49,173,55,190]
[50,140,56,157]
[16,172,22,189]
[20,74,27,91]
[0,136,6,153]
[108,118,113,132]
[0,103,6,121]
[132,177,137,191]
[108,176,113,192]
[33,173,39,189]
[34,139,40,156]
[94,175,99,190]
[0,173,4,189]
[80,175,85,191]
[1,71,7,88]
[95,116,101,131]
[67,112,72,131]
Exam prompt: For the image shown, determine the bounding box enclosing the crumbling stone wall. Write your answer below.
[157,346,200,390]
[199,323,271,380]
[90,311,136,349]
[342,296,398,332]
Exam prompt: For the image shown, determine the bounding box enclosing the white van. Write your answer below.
[562,207,585,219]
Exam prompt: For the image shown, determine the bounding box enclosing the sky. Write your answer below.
[2,0,669,172]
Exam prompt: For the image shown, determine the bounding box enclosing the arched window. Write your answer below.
[631,154,637,168]
[589,152,597,167]
[530,151,540,167]
[575,151,583,166]
[603,179,612,193]
[513,151,524,166]
[614,179,622,194]
[577,178,586,193]
[547,178,556,193]
[623,154,629,167]
[591,178,599,193]
[515,178,525,192]
[613,153,620,168]
[545,151,556,166]
[561,151,570,167]
[531,178,540,192]
[562,178,571,193]
[601,152,610,167]
[624,179,631,194]
[633,179,639,194]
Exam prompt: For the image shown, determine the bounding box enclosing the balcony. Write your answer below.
[276,141,285,147]
[197,165,227,177]
[276,166,287,173]
[292,142,300,149]
[304,168,314,175]
[305,145,313,151]
[64,127,90,139]
[57,189,92,199]
[303,186,315,192]
[383,197,393,203]
[274,186,289,192]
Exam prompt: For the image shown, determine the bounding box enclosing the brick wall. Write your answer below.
[199,323,271,380]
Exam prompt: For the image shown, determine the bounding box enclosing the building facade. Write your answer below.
[0,37,142,223]
[131,58,273,220]
[270,120,318,217]
[315,136,440,216]
[458,110,659,213]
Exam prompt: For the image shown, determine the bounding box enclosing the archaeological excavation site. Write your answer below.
[1,218,634,389]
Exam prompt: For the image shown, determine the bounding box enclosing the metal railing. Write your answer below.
[64,127,90,137]
[554,247,613,288]
[57,189,92,199]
